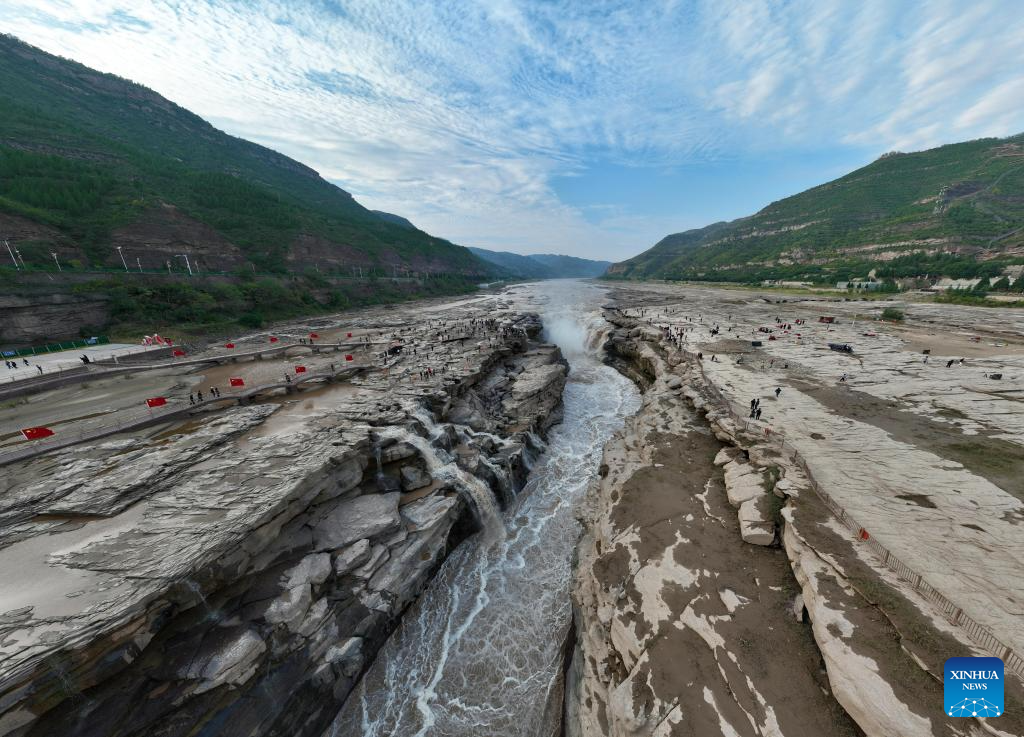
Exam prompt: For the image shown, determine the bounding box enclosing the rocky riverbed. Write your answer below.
[570,284,1024,737]
[0,293,567,737]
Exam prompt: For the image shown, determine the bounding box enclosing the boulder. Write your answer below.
[334,539,371,576]
[723,461,766,507]
[400,465,432,492]
[312,493,401,550]
[738,496,775,546]
[401,495,458,531]
[183,629,266,694]
[713,448,739,467]
[283,553,332,589]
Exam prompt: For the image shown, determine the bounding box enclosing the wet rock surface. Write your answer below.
[0,293,567,737]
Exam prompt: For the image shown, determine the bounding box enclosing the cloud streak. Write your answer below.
[2,0,1023,259]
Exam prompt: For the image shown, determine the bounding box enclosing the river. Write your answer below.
[325,280,640,736]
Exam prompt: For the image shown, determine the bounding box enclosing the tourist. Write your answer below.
[775,387,781,398]
[197,390,204,401]
[189,393,195,405]
[755,407,762,420]
[36,365,42,374]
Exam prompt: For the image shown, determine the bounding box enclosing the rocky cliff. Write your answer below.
[568,302,1023,736]
[0,309,566,737]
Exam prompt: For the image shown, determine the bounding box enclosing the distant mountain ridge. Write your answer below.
[0,34,493,278]
[610,134,1024,283]
[469,247,611,279]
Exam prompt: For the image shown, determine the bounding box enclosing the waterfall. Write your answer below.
[380,427,504,540]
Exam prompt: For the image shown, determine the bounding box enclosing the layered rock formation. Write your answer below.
[569,297,1024,737]
[0,304,566,737]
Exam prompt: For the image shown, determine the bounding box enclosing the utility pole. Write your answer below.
[5,240,20,270]
[51,252,62,272]
[116,246,129,271]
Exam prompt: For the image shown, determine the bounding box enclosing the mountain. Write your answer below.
[0,35,492,278]
[468,248,553,278]
[528,253,612,278]
[372,211,417,230]
[610,134,1024,283]
[469,247,611,279]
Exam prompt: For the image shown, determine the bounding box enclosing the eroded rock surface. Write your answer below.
[571,290,1024,737]
[0,296,567,737]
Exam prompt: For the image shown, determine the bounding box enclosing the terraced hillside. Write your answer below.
[610,134,1024,283]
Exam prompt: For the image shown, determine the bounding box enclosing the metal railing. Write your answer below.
[675,344,1024,680]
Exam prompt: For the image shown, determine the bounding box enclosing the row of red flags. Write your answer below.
[21,342,361,441]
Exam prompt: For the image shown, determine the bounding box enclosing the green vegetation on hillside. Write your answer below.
[611,135,1024,283]
[468,247,611,279]
[0,35,491,277]
[65,273,478,338]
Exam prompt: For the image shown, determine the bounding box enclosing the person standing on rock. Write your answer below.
[189,393,195,405]
[775,387,781,398]
[755,407,762,420]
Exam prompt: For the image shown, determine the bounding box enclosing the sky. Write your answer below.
[3,1,1024,261]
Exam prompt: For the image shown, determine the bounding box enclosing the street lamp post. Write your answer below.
[116,246,129,271]
[4,240,19,270]
[51,252,62,272]
[175,254,193,276]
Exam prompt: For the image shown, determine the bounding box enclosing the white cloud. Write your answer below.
[1,0,1022,260]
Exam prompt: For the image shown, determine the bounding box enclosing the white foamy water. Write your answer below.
[325,280,640,737]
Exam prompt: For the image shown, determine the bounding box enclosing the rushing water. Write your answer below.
[326,280,640,737]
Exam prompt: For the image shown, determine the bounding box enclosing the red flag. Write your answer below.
[309,332,319,339]
[225,343,235,349]
[230,377,245,387]
[347,332,353,338]
[294,365,307,373]
[173,349,186,357]
[269,336,279,343]
[345,354,354,361]
[21,427,54,441]
[146,397,167,408]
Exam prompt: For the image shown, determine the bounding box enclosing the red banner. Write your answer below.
[294,365,307,373]
[229,377,245,387]
[146,397,167,408]
[21,427,54,441]
[269,336,279,343]
[173,349,186,357]
[225,343,235,349]
[345,354,354,361]
[347,332,353,338]
[309,332,319,339]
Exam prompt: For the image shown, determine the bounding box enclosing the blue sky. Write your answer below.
[3,1,1024,261]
